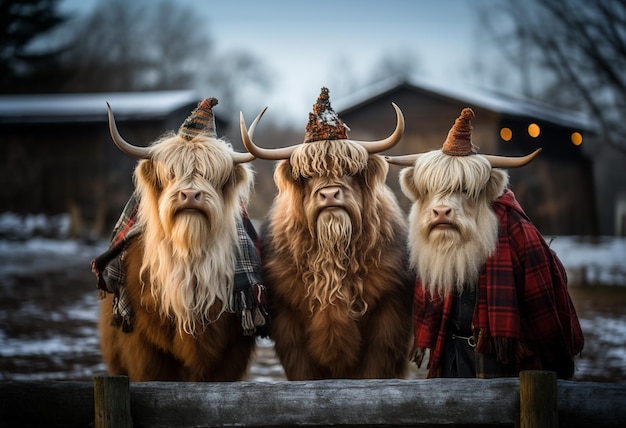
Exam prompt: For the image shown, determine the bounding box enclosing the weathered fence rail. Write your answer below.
[1,371,625,427]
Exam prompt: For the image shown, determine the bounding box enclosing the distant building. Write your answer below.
[0,91,229,238]
[2,84,619,237]
[335,77,599,236]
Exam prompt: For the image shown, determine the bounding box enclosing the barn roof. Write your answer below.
[335,75,597,132]
[0,90,204,124]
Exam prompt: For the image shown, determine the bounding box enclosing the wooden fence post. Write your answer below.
[94,375,132,428]
[520,370,558,428]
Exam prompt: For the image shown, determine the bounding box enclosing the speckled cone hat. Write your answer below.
[304,87,349,143]
[178,98,218,140]
[442,107,478,156]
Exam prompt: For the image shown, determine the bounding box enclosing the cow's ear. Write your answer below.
[399,167,418,201]
[224,163,252,200]
[273,160,300,191]
[363,155,389,189]
[485,169,509,202]
[136,159,159,190]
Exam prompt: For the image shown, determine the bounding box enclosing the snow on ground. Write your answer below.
[1,212,625,285]
[0,213,625,382]
[548,236,626,286]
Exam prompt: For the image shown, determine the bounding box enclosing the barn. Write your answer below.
[0,82,613,237]
[0,91,230,238]
[334,77,599,236]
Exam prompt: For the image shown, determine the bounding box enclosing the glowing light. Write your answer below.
[528,123,540,138]
[500,127,512,141]
[571,132,583,146]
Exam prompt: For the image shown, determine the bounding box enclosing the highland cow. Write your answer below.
[240,88,414,380]
[93,98,267,381]
[387,107,583,379]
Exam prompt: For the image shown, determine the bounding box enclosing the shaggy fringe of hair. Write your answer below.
[270,145,401,317]
[412,151,494,200]
[406,152,506,296]
[134,133,252,335]
[290,140,369,179]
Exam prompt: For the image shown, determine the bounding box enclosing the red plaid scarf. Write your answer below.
[413,189,584,378]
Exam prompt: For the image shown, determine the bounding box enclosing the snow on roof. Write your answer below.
[0,90,201,123]
[334,75,597,132]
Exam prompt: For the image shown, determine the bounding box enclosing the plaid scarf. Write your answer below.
[413,189,584,378]
[91,192,269,336]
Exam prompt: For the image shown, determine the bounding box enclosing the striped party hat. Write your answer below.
[178,98,218,141]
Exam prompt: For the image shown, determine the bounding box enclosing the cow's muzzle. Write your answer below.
[318,186,344,208]
[430,206,458,231]
[176,189,205,212]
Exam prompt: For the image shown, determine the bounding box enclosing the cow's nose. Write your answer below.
[179,190,202,201]
[319,186,343,205]
[179,190,202,203]
[432,205,452,220]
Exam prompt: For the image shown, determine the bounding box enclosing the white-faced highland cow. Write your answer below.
[240,87,415,380]
[387,107,584,379]
[92,98,267,381]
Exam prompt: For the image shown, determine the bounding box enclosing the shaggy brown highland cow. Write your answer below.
[240,88,415,380]
[94,98,267,381]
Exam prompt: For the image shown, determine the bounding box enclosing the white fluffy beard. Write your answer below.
[169,212,212,258]
[142,209,237,336]
[303,209,366,316]
[409,202,498,297]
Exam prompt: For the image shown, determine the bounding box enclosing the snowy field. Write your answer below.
[0,213,625,383]
[548,235,626,286]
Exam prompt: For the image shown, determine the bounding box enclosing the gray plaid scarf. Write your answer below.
[91,192,268,336]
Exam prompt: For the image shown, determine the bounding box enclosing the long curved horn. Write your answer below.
[387,148,543,168]
[384,153,421,166]
[231,109,258,163]
[240,108,302,160]
[354,103,405,153]
[231,110,262,163]
[484,148,542,168]
[231,150,255,164]
[109,102,255,164]
[106,102,152,159]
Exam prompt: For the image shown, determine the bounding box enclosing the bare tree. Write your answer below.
[140,0,214,90]
[201,50,274,118]
[478,0,626,155]
[0,0,69,93]
[324,55,360,101]
[322,49,422,103]
[59,0,211,92]
[367,50,422,85]
[59,0,272,111]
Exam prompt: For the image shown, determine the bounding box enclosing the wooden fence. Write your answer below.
[1,371,625,427]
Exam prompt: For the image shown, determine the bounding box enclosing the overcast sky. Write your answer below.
[60,0,500,125]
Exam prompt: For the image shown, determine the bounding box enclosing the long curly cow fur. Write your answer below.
[261,140,415,380]
[99,126,256,381]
